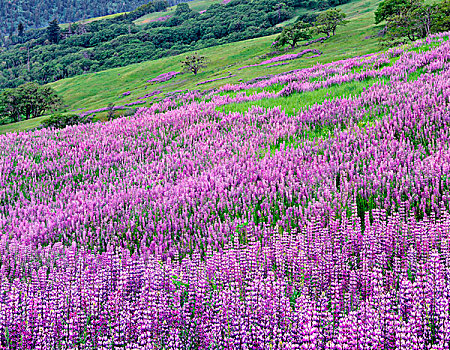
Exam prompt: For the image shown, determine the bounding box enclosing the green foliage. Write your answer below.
[374,0,409,24]
[315,8,348,36]
[181,52,208,75]
[432,0,450,32]
[273,21,312,49]
[47,19,61,44]
[18,82,62,119]
[0,82,61,124]
[377,0,445,46]
[41,113,92,129]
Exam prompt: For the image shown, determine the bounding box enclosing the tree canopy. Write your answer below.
[0,82,61,124]
[181,53,208,75]
[315,8,347,36]
[273,21,312,49]
[377,0,450,46]
[374,0,410,23]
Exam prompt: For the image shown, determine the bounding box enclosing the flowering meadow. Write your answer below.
[2,33,450,349]
[237,49,322,70]
[148,72,183,84]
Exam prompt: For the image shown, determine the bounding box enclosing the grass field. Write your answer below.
[59,12,127,29]
[0,115,49,134]
[0,0,382,134]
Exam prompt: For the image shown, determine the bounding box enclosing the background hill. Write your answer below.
[0,0,194,37]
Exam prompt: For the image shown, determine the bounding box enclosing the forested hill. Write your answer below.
[0,0,191,37]
[0,0,350,90]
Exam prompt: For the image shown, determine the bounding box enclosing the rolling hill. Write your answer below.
[51,0,382,115]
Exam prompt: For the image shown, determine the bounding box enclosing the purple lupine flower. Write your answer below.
[0,32,449,349]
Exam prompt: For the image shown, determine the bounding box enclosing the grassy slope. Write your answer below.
[60,12,127,29]
[53,0,381,110]
[0,0,382,134]
[0,115,50,134]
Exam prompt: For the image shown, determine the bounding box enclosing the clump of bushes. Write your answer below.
[41,113,93,129]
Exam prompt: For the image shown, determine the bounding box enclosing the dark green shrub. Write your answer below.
[41,113,93,129]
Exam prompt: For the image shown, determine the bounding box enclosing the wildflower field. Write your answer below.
[2,33,450,349]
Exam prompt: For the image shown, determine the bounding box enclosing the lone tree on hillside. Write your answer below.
[273,21,312,49]
[17,82,62,119]
[47,19,61,44]
[181,53,208,75]
[315,8,348,36]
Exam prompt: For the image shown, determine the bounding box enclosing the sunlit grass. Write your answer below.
[217,78,384,115]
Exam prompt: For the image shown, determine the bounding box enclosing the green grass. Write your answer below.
[217,78,382,116]
[134,0,221,25]
[0,115,49,135]
[60,12,128,29]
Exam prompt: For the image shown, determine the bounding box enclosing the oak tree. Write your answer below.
[181,53,208,75]
[315,8,348,37]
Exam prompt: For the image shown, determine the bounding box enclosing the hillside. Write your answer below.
[0,0,351,90]
[0,0,381,134]
[50,0,381,114]
[1,24,450,347]
[3,0,450,345]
